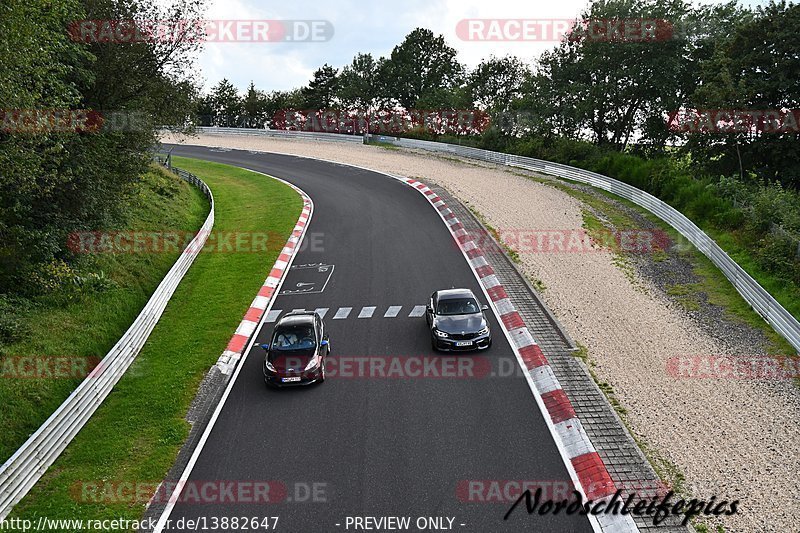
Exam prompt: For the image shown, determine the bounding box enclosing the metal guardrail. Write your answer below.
[200,126,363,144]
[0,159,214,520]
[196,126,800,353]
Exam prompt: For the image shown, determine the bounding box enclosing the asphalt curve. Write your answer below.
[160,145,593,533]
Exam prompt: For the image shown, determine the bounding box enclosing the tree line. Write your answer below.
[0,0,202,295]
[198,0,799,189]
[196,0,800,287]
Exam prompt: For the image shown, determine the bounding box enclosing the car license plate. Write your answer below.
[282,377,301,383]
[455,341,472,347]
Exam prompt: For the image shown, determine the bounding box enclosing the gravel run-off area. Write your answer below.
[161,132,800,533]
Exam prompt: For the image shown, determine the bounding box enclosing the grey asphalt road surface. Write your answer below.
[159,145,593,533]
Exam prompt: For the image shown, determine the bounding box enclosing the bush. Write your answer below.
[0,295,30,346]
[503,132,800,285]
[757,232,800,284]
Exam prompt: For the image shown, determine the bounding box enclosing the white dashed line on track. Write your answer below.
[408,305,427,317]
[333,307,352,320]
[384,306,402,318]
[265,305,427,323]
[358,306,376,318]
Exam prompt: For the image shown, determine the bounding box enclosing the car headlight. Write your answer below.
[434,329,449,338]
[264,359,276,372]
[478,326,490,335]
[304,355,320,371]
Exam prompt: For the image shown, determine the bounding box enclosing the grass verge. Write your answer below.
[8,157,302,529]
[0,165,209,462]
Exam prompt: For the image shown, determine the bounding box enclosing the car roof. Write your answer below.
[436,288,476,300]
[285,310,317,317]
[275,313,315,326]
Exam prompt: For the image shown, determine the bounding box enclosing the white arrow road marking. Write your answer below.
[384,306,402,317]
[333,307,352,319]
[358,306,376,318]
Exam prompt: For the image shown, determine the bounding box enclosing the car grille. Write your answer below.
[449,332,479,340]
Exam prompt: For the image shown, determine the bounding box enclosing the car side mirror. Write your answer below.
[481,304,489,311]
[426,305,432,313]
[320,340,329,346]
[260,343,270,351]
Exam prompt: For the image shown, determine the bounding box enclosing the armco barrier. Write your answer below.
[201,126,363,144]
[0,160,214,520]
[196,126,800,353]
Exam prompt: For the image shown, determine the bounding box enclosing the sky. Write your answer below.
[195,0,773,94]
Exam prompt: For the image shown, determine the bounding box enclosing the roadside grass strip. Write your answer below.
[7,157,302,527]
[0,166,209,463]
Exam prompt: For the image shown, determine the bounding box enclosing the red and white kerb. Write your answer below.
[215,188,312,375]
[401,177,637,533]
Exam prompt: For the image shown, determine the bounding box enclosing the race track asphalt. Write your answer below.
[160,144,593,533]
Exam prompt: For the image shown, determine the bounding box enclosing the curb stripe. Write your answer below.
[215,191,312,375]
[251,295,270,310]
[519,344,548,370]
[258,286,274,298]
[572,452,617,500]
[243,307,263,322]
[225,334,248,354]
[542,389,577,424]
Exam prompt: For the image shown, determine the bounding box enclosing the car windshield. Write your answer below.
[271,324,316,351]
[437,297,480,315]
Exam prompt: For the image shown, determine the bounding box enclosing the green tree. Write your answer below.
[0,0,206,293]
[384,28,465,109]
[337,53,386,110]
[301,64,339,110]
[686,1,800,185]
[524,0,692,150]
[467,56,530,112]
[0,0,92,289]
[242,81,269,128]
[208,79,242,127]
